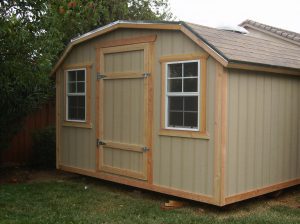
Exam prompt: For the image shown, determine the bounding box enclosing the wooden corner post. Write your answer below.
[214,63,228,206]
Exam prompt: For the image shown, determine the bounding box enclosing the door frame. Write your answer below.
[95,36,154,182]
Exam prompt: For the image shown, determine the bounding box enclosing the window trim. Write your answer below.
[159,54,209,139]
[66,68,87,122]
[63,64,92,128]
[165,60,200,131]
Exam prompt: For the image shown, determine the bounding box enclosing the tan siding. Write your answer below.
[104,50,144,73]
[58,29,216,196]
[153,30,215,196]
[226,70,300,196]
[103,78,144,145]
[102,147,143,173]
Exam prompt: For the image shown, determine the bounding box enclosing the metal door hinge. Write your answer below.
[142,146,150,152]
[96,139,106,147]
[143,72,150,78]
[97,73,106,80]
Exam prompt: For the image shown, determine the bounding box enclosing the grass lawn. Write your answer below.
[0,170,300,224]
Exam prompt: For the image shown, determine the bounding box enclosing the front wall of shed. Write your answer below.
[226,69,300,197]
[57,29,216,197]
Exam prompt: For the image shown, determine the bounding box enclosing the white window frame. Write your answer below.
[65,68,87,122]
[165,60,200,131]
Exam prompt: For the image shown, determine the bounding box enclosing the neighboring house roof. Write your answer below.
[239,19,300,46]
[51,20,300,76]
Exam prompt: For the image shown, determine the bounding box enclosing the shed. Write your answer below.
[52,20,300,206]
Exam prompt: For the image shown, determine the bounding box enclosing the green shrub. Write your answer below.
[31,126,56,168]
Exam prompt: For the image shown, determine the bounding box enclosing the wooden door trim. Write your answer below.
[103,142,145,153]
[100,165,147,180]
[95,34,157,49]
[96,42,153,181]
[101,72,146,80]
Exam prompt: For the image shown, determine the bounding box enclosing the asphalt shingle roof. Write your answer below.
[240,19,300,44]
[184,22,300,70]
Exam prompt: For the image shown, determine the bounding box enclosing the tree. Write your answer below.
[0,0,173,150]
[45,0,173,62]
[0,0,53,149]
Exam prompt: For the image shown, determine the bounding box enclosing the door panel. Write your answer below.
[103,79,144,145]
[104,50,144,73]
[96,43,151,180]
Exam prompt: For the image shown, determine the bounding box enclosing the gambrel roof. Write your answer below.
[51,20,300,76]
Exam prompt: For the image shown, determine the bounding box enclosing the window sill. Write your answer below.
[159,129,209,139]
[62,121,92,129]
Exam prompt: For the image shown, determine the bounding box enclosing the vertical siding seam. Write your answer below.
[253,74,258,189]
[245,72,249,191]
[179,139,183,190]
[192,139,196,193]
[296,80,300,178]
[284,80,289,180]
[268,77,273,184]
[169,139,173,187]
[262,76,267,186]
[236,72,240,193]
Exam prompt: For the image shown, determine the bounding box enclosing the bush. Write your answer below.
[31,126,56,168]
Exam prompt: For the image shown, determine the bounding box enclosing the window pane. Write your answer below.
[68,82,76,93]
[68,96,85,121]
[77,70,85,81]
[168,63,182,77]
[184,112,198,128]
[169,96,183,111]
[184,96,198,111]
[68,71,76,81]
[77,96,85,108]
[77,108,85,120]
[68,108,76,120]
[168,112,183,127]
[68,96,76,108]
[184,62,198,77]
[168,79,182,92]
[77,82,85,93]
[183,78,197,92]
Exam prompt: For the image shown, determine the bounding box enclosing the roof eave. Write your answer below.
[227,60,300,76]
[50,21,183,76]
[50,21,230,76]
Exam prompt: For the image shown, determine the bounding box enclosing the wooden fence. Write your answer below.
[0,101,55,166]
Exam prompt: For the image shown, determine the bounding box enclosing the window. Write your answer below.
[160,54,208,139]
[66,69,86,121]
[166,61,200,130]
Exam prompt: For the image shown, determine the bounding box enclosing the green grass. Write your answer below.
[0,177,299,224]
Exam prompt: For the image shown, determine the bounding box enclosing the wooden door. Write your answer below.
[96,43,152,180]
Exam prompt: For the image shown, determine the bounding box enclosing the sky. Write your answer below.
[168,0,300,33]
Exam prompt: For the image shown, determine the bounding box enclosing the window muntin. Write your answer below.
[165,60,200,130]
[66,69,86,122]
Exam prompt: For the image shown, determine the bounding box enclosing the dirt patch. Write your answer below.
[0,166,77,184]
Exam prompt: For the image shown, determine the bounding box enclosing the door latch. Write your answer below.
[142,147,150,152]
[143,72,150,78]
[97,73,106,80]
[96,139,106,147]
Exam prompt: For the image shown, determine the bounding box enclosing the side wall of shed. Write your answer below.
[226,69,300,197]
[57,29,217,198]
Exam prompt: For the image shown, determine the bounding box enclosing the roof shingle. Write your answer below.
[239,19,300,45]
[184,22,300,70]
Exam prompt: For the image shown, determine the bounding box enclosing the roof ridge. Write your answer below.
[239,19,300,43]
